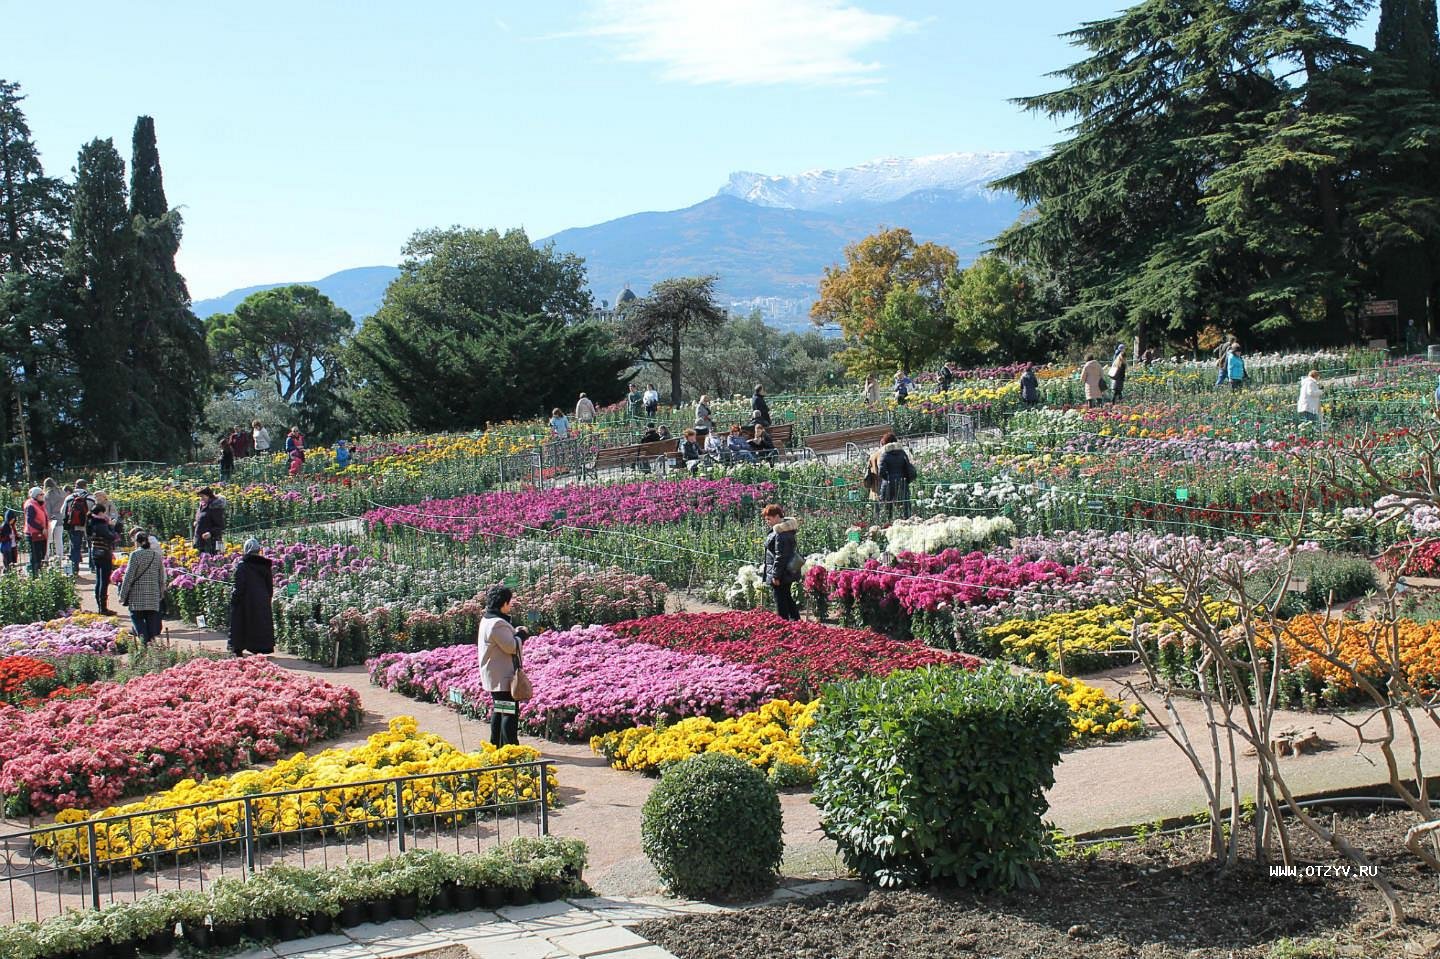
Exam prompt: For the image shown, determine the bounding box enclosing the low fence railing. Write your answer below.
[0,760,553,924]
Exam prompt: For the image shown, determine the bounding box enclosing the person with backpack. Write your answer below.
[761,503,801,621]
[60,481,94,575]
[119,529,165,646]
[194,488,225,555]
[873,433,918,522]
[23,487,48,578]
[87,503,119,614]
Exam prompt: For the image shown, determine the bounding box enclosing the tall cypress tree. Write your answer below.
[128,116,208,460]
[0,79,75,477]
[1364,0,1440,338]
[64,138,134,462]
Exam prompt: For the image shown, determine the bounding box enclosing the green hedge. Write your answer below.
[808,664,1069,891]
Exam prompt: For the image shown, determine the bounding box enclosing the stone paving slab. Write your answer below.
[276,880,860,959]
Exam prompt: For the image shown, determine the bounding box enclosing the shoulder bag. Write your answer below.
[510,643,534,702]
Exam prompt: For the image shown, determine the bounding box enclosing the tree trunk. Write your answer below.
[669,319,683,405]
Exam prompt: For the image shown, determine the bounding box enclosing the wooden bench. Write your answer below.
[804,423,892,460]
[586,438,679,477]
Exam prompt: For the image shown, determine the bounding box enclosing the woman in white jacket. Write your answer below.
[1296,370,1322,424]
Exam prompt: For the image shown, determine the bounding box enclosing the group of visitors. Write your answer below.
[219,422,311,479]
[1216,340,1247,390]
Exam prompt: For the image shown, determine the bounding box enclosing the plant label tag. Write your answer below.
[447,688,465,706]
[492,699,519,716]
[1175,488,1190,502]
[847,530,862,543]
[286,582,300,597]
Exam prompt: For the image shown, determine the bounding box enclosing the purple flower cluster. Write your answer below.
[0,620,124,658]
[368,624,782,739]
[362,478,774,542]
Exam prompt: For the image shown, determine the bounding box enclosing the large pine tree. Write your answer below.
[1363,0,1440,337]
[64,138,134,463]
[0,79,74,477]
[127,116,208,460]
[993,0,1371,349]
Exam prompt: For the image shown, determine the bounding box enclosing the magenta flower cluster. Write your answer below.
[0,657,362,815]
[812,549,1086,614]
[362,478,775,542]
[369,624,782,739]
[156,541,375,591]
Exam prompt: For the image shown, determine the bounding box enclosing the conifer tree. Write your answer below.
[0,79,74,476]
[128,116,208,460]
[64,138,134,462]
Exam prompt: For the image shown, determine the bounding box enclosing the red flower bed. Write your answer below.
[1378,539,1440,579]
[0,656,57,706]
[610,611,974,698]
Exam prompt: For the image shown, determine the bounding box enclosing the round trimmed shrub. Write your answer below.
[808,662,1069,891]
[641,753,783,900]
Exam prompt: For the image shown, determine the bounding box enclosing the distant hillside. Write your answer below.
[192,266,399,321]
[545,189,1024,307]
[192,150,1037,325]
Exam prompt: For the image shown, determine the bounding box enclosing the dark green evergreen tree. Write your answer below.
[64,138,133,463]
[347,226,625,430]
[1361,0,1440,337]
[128,116,209,460]
[0,79,75,477]
[993,0,1371,350]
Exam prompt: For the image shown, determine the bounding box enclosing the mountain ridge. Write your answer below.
[193,151,1036,326]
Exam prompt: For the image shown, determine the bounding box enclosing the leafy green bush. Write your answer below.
[0,570,76,627]
[808,663,1069,891]
[641,753,783,900]
[1294,553,1376,610]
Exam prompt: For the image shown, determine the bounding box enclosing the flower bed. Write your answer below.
[1045,672,1145,742]
[36,717,555,866]
[806,549,1087,644]
[0,571,76,628]
[0,657,362,815]
[610,612,970,699]
[1253,616,1440,708]
[591,699,818,785]
[369,625,783,739]
[0,614,128,658]
[362,477,773,542]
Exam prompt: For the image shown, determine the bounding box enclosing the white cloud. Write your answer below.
[582,0,913,87]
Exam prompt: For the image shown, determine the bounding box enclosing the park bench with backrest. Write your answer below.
[585,438,678,478]
[803,423,892,460]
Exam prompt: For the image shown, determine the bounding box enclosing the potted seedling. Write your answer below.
[119,892,182,956]
[425,851,466,912]
[208,876,249,947]
[172,890,213,949]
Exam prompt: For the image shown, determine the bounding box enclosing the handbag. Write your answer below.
[510,647,534,702]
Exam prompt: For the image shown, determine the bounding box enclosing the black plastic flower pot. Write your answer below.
[243,915,272,941]
[309,913,334,934]
[339,902,367,928]
[453,885,480,911]
[481,886,506,910]
[276,914,304,941]
[534,880,564,902]
[181,920,212,949]
[140,928,176,955]
[82,944,109,959]
[212,923,242,947]
[507,887,533,907]
[107,940,138,959]
[391,893,419,920]
[367,898,393,924]
[433,882,458,912]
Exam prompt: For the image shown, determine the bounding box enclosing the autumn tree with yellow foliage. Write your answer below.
[810,227,958,376]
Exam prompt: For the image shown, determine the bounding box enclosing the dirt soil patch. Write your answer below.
[639,809,1440,959]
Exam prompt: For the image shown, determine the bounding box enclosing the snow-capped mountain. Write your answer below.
[718,150,1042,210]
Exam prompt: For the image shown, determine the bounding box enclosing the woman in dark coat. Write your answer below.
[229,538,275,656]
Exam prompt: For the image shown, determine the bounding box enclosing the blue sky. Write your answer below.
[9,0,1381,299]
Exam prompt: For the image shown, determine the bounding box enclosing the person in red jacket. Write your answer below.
[23,486,48,578]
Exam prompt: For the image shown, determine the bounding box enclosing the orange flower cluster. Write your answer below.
[1265,615,1440,696]
[0,656,56,704]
